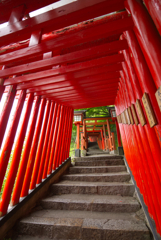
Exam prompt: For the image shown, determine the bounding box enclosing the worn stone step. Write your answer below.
[16,209,151,240]
[75,159,124,166]
[75,155,123,162]
[69,165,126,174]
[51,180,135,196]
[40,194,140,213]
[62,172,130,182]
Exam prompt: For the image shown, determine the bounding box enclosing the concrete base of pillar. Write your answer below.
[118,146,124,155]
[81,150,87,157]
[103,149,109,153]
[110,150,118,155]
[75,149,81,157]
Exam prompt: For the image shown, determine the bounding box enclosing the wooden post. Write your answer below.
[103,124,107,150]
[76,123,80,149]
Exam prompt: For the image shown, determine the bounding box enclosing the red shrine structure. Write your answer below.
[0,0,161,238]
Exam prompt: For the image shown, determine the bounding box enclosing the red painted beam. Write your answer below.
[17,65,121,90]
[0,0,124,47]
[0,0,59,24]
[0,16,132,66]
[4,54,124,86]
[0,40,128,79]
[42,86,118,99]
[33,80,118,96]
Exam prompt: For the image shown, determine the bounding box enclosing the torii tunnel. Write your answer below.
[0,0,161,237]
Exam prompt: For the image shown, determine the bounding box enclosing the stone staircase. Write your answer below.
[86,142,107,156]
[15,155,151,240]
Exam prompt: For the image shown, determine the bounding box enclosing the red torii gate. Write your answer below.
[0,0,161,238]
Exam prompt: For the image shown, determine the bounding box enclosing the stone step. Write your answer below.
[75,159,124,166]
[75,155,123,162]
[40,194,140,213]
[51,180,135,196]
[16,209,150,240]
[69,165,126,174]
[62,172,131,182]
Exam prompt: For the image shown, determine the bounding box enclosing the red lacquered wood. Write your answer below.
[4,54,124,86]
[16,64,121,90]
[52,105,64,170]
[66,109,74,159]
[115,119,122,147]
[0,90,25,203]
[42,103,58,179]
[0,40,128,79]
[30,100,51,190]
[62,108,70,162]
[0,0,59,24]
[47,104,61,175]
[0,85,5,101]
[0,16,132,66]
[0,85,16,149]
[0,0,124,47]
[0,93,33,215]
[144,0,161,35]
[20,98,46,197]
[11,96,41,206]
[101,129,105,150]
[63,108,72,160]
[125,0,161,89]
[57,107,67,167]
[121,67,156,215]
[36,101,54,184]
[121,48,161,232]
[124,30,161,171]
[8,5,26,24]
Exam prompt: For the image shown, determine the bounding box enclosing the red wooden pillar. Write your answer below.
[56,106,66,167]
[143,0,161,35]
[52,105,64,170]
[59,107,69,164]
[76,123,80,149]
[47,104,61,175]
[66,109,74,159]
[11,96,41,206]
[0,90,25,198]
[120,48,161,232]
[124,30,161,166]
[0,85,16,149]
[0,85,5,101]
[65,108,73,159]
[36,101,55,184]
[125,0,161,89]
[30,100,51,190]
[115,119,122,147]
[101,129,105,150]
[0,93,34,215]
[43,103,58,179]
[21,98,46,197]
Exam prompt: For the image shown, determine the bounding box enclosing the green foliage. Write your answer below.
[77,106,110,118]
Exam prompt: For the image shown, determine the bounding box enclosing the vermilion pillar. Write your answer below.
[101,129,105,150]
[143,0,161,35]
[0,90,25,196]
[11,96,41,205]
[115,119,122,147]
[0,85,16,149]
[0,85,4,101]
[43,103,58,179]
[125,0,161,89]
[76,123,80,149]
[0,93,33,215]
[21,98,46,197]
